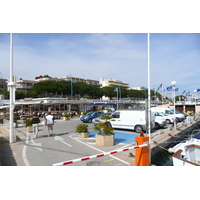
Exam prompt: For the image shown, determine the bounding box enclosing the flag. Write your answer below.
[197,89,200,94]
[175,88,179,92]
[166,86,172,91]
[182,90,186,94]
[114,88,118,92]
[186,92,191,96]
[157,83,162,91]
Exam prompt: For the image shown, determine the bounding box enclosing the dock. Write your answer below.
[150,116,200,160]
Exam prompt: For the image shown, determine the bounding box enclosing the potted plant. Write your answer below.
[75,124,89,138]
[24,118,33,132]
[94,115,114,146]
[63,113,70,120]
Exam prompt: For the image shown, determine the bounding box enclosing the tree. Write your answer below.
[100,86,118,99]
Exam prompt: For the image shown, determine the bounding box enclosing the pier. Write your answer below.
[151,115,200,161]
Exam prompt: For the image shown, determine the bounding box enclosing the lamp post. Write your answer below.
[171,81,177,130]
[194,89,197,118]
[9,33,16,143]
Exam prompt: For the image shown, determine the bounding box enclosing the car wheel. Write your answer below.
[135,125,143,133]
[166,119,171,124]
[88,119,92,123]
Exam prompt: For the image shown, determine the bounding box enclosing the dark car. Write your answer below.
[92,112,113,124]
[80,111,104,123]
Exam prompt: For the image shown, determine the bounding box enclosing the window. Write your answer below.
[112,112,120,118]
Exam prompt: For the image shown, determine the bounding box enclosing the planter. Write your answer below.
[96,134,114,147]
[78,132,89,138]
[26,126,33,132]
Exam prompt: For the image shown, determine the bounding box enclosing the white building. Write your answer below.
[16,78,37,92]
[131,86,147,90]
[100,77,130,89]
[60,76,100,86]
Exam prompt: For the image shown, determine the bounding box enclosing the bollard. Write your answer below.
[135,132,150,166]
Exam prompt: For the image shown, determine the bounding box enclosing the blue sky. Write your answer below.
[0,33,200,96]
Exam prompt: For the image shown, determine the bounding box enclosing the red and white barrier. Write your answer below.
[53,143,148,166]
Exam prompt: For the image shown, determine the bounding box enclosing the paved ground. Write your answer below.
[0,117,140,166]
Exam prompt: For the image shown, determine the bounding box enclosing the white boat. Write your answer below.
[168,130,200,166]
[172,144,200,166]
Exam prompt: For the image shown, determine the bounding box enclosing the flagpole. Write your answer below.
[147,33,151,165]
[117,88,118,110]
[162,84,163,104]
[8,33,15,143]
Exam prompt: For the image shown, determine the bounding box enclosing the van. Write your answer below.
[151,107,184,122]
[107,110,155,133]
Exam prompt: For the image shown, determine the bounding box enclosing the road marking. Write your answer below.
[22,145,30,166]
[30,139,43,151]
[70,133,130,165]
[54,136,72,147]
[103,158,114,162]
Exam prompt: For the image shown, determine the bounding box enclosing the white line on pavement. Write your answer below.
[22,145,30,166]
[69,133,130,165]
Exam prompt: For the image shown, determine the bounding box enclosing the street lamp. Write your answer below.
[171,81,177,130]
[194,89,197,118]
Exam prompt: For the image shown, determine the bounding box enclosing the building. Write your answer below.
[131,86,147,90]
[59,76,100,86]
[35,75,100,86]
[100,77,130,89]
[16,78,37,92]
[35,75,61,82]
[0,78,7,91]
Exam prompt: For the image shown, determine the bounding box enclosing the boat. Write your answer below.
[172,144,200,166]
[168,129,200,166]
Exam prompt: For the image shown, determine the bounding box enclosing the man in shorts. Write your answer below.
[45,112,55,137]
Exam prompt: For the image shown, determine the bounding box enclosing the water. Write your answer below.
[151,150,173,166]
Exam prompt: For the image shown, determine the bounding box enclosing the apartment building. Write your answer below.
[16,78,37,92]
[100,77,130,89]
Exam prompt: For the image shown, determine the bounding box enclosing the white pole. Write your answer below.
[9,33,14,143]
[147,33,151,165]
[117,88,118,110]
[174,88,176,130]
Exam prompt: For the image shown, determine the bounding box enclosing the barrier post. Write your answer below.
[135,132,150,166]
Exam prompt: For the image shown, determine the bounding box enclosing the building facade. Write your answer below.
[16,78,37,92]
[0,78,7,91]
[100,77,130,89]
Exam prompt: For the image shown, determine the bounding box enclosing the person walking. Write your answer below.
[32,113,41,138]
[45,112,55,137]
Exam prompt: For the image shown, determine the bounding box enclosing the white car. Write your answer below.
[155,111,175,124]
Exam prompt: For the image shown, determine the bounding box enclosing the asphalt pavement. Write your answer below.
[1,117,139,166]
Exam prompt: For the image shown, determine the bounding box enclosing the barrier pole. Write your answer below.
[53,143,147,166]
[135,132,150,166]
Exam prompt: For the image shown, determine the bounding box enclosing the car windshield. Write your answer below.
[155,112,164,116]
[166,110,172,114]
[87,111,94,116]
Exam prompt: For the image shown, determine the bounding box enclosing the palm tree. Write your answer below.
[93,115,114,136]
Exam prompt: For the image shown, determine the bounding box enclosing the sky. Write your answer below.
[1,33,200,96]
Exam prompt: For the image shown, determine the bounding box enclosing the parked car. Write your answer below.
[170,109,185,122]
[151,108,175,124]
[154,112,166,129]
[92,112,113,124]
[80,111,104,123]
